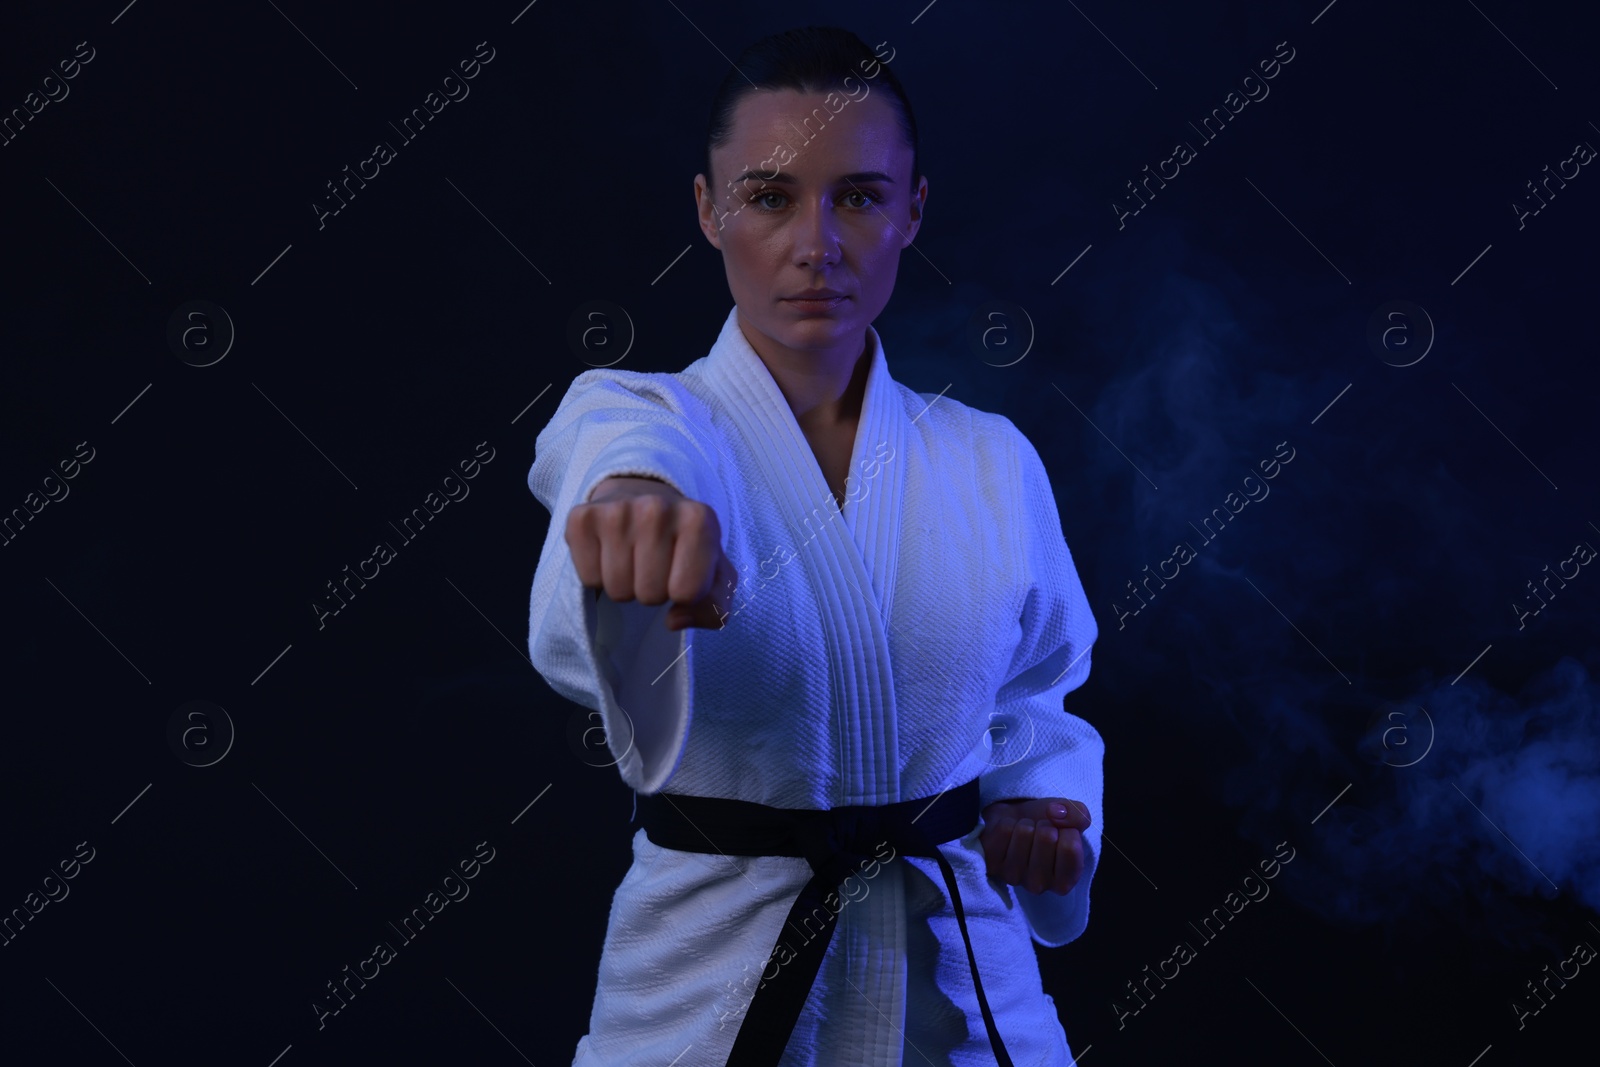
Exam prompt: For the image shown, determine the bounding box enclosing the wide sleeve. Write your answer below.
[977,420,1103,948]
[525,369,730,795]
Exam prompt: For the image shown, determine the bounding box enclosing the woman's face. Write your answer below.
[695,88,926,361]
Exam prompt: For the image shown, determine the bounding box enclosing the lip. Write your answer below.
[783,294,849,314]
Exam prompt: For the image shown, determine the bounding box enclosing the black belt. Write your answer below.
[635,776,1014,1066]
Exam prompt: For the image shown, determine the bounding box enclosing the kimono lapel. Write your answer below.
[843,318,908,632]
[701,305,908,807]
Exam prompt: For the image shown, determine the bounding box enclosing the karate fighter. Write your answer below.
[527,25,1103,1067]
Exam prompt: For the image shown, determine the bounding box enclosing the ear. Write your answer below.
[694,174,726,250]
[903,175,928,247]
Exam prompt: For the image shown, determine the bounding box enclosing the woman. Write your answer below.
[527,25,1103,1067]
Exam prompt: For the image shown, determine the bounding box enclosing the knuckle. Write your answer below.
[680,500,720,536]
[632,492,670,520]
[595,502,627,535]
[565,504,594,538]
[674,500,705,533]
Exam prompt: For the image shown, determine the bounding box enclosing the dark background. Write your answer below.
[2,1,1595,1064]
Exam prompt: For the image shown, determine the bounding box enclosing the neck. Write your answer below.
[736,308,871,430]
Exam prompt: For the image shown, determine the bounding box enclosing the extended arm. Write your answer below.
[526,371,732,794]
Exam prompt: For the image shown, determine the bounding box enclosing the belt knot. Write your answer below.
[791,804,890,881]
[633,777,1015,1067]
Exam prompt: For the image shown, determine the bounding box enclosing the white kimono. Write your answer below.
[526,305,1103,1067]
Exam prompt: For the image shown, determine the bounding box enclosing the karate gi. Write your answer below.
[526,305,1103,1067]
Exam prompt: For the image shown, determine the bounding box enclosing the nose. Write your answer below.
[794,198,841,269]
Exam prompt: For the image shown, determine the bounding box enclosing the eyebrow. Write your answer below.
[732,169,896,186]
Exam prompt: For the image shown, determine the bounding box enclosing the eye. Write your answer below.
[744,187,886,213]
[751,189,785,211]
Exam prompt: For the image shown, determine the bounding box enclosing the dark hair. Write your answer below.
[703,26,920,198]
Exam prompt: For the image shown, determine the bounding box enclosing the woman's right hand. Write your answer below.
[565,476,738,630]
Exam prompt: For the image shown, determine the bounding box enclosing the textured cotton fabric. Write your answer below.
[527,305,1103,1066]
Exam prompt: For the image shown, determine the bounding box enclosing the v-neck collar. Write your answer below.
[714,307,879,524]
[696,303,910,805]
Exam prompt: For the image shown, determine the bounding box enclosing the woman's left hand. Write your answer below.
[979,798,1090,896]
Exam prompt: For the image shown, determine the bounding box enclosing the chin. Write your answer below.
[783,312,856,338]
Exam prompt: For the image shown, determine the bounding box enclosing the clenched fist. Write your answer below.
[565,475,738,631]
[979,797,1091,896]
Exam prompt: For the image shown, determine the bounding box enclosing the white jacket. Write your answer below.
[527,305,1103,1066]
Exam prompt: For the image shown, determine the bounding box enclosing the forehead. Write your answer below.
[717,88,909,179]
